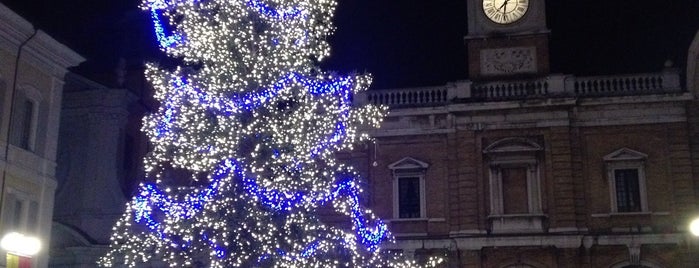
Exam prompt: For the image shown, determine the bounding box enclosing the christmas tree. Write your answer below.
[99,0,442,267]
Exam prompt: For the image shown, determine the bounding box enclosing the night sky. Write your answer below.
[1,0,698,89]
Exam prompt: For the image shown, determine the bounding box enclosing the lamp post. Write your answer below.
[0,232,40,268]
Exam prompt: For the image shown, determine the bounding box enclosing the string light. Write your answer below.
[99,0,443,267]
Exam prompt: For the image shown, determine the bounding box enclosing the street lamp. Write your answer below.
[1,232,40,268]
[690,217,699,237]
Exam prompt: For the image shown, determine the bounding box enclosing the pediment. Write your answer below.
[603,148,647,161]
[483,137,542,154]
[388,157,429,170]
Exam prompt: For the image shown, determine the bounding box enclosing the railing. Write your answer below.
[573,73,667,96]
[363,86,448,107]
[355,71,682,107]
[472,79,549,100]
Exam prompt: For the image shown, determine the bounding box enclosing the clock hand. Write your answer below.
[498,0,509,11]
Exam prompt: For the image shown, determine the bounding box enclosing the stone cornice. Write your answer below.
[0,3,34,47]
[0,3,85,75]
[386,233,686,251]
[24,30,85,70]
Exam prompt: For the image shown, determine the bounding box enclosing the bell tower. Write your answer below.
[465,0,550,80]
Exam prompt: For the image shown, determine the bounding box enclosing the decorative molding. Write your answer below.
[385,218,428,223]
[385,217,446,223]
[0,3,34,48]
[610,260,663,268]
[393,233,429,238]
[483,137,543,154]
[591,212,669,218]
[481,47,537,75]
[603,148,648,162]
[388,157,430,171]
[628,243,641,265]
[448,229,488,236]
[386,233,685,251]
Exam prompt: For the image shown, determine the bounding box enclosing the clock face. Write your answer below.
[482,0,529,24]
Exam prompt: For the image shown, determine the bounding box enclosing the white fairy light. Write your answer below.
[99,0,443,267]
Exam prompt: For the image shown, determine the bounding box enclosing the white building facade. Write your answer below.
[0,3,84,268]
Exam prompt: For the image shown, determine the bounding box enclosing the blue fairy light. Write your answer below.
[100,0,419,266]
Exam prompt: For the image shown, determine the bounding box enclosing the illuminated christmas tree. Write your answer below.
[99,0,442,267]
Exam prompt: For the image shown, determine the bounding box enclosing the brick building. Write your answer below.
[346,1,699,267]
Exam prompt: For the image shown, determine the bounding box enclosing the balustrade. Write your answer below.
[355,72,681,107]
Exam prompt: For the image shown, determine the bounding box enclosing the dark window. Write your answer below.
[27,200,38,233]
[398,177,420,218]
[11,97,35,150]
[501,167,529,214]
[0,81,5,127]
[19,100,34,149]
[12,198,23,230]
[615,169,641,212]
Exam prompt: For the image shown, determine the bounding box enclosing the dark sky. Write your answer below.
[1,0,698,89]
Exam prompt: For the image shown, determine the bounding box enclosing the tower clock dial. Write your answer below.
[482,0,529,24]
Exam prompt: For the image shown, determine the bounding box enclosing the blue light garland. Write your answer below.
[145,0,182,48]
[102,0,407,266]
[132,159,389,251]
[247,0,304,20]
[154,73,356,157]
[145,0,307,49]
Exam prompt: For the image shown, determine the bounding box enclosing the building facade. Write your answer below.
[0,3,84,268]
[49,73,141,267]
[346,1,699,267]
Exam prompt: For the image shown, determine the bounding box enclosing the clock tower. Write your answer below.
[465,0,550,80]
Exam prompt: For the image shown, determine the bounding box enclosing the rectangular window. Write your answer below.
[2,191,38,234]
[615,169,641,212]
[501,167,529,214]
[20,100,34,150]
[10,96,36,150]
[27,201,39,232]
[12,198,23,229]
[398,177,420,218]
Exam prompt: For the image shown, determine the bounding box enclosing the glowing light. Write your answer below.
[1,232,41,257]
[100,0,441,267]
[690,217,699,236]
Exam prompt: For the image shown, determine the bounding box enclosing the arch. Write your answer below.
[483,137,543,154]
[18,83,43,103]
[609,260,663,268]
[502,265,536,268]
[496,258,550,268]
[50,221,94,248]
